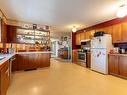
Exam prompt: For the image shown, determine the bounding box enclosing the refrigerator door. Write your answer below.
[91,48,108,74]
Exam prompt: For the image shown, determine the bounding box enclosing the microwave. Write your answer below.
[80,39,91,46]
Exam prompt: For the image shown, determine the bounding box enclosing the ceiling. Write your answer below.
[0,0,122,32]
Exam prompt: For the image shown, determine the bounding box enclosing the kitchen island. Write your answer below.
[0,51,52,95]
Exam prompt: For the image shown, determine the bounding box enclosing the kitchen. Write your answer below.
[1,0,127,95]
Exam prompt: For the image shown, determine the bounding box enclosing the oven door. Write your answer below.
[78,53,86,63]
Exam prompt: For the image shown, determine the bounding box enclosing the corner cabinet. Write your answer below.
[109,54,127,78]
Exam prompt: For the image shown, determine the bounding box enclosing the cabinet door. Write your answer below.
[108,55,119,75]
[1,61,10,95]
[122,22,127,42]
[103,26,113,35]
[119,56,127,77]
[38,54,50,67]
[85,31,91,39]
[1,19,7,43]
[76,33,81,45]
[112,24,122,43]
[80,32,85,41]
[7,25,17,43]
[72,50,78,63]
[17,54,29,70]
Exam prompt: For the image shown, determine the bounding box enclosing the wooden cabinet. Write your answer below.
[103,26,113,35]
[85,31,91,39]
[76,33,81,45]
[112,24,122,43]
[108,55,119,75]
[1,19,7,43]
[72,50,78,63]
[7,25,17,43]
[119,56,127,77]
[14,53,51,71]
[80,32,85,41]
[121,22,127,42]
[0,61,10,95]
[109,55,127,78]
[86,52,91,68]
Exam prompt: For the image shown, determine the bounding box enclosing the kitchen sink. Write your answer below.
[0,57,6,60]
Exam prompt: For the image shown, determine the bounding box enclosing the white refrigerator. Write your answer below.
[91,34,112,74]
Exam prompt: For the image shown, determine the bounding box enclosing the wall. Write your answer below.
[72,16,127,50]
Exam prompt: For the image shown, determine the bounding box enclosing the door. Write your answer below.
[108,55,119,75]
[91,48,107,74]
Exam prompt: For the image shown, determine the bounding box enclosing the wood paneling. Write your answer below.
[108,55,119,75]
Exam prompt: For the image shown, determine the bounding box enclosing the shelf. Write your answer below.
[17,34,50,37]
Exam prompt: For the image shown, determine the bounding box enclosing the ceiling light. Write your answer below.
[72,26,77,32]
[117,5,127,18]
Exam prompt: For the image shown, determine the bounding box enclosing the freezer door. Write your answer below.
[91,36,108,48]
[91,49,108,74]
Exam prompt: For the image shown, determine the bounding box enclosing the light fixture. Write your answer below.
[72,26,77,32]
[117,4,127,18]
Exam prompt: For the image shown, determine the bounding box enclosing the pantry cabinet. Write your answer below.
[109,54,127,78]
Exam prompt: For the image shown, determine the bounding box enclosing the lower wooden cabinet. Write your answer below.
[72,50,78,63]
[109,55,127,78]
[12,53,51,71]
[0,60,10,95]
[108,55,119,75]
[119,56,127,77]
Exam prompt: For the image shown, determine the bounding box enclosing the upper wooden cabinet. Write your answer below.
[103,26,113,35]
[121,22,127,42]
[7,25,17,43]
[112,24,122,43]
[76,33,81,45]
[80,32,85,41]
[1,19,7,43]
[85,31,91,39]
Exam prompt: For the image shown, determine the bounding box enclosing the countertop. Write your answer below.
[0,51,52,66]
[109,53,127,56]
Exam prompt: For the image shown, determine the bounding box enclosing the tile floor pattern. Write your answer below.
[7,59,127,95]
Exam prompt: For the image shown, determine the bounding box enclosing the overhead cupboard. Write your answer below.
[75,22,127,45]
